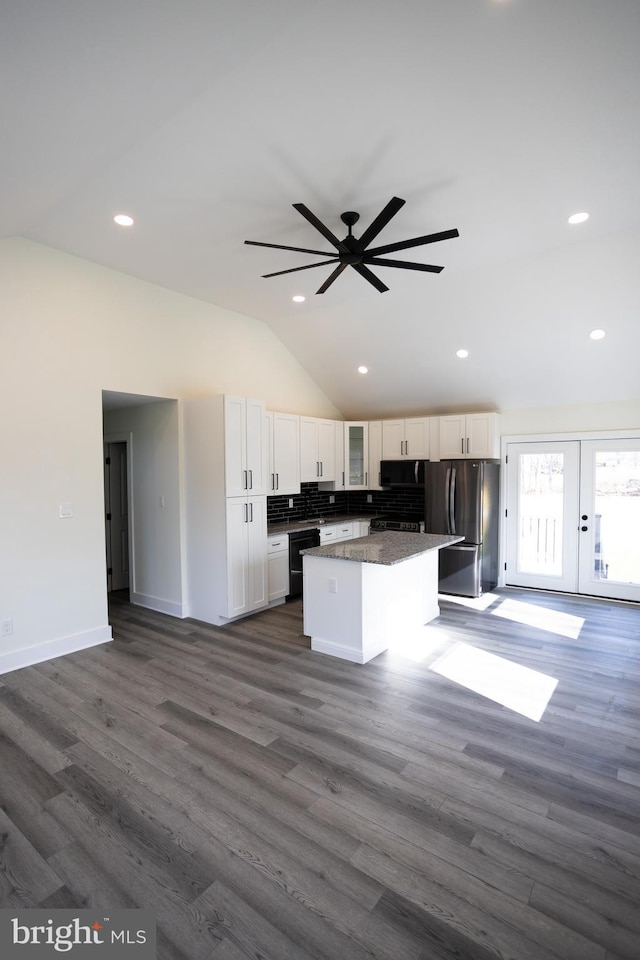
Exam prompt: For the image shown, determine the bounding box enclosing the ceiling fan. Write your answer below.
[244,196,459,294]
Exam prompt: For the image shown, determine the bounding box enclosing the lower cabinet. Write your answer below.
[267,533,289,602]
[226,497,268,618]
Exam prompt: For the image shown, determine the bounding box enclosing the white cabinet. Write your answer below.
[267,533,289,602]
[324,421,345,490]
[367,420,383,490]
[224,395,267,497]
[319,521,354,544]
[344,422,369,490]
[357,520,371,537]
[438,413,500,459]
[381,417,431,459]
[300,417,337,482]
[184,395,268,625]
[265,411,300,495]
[226,497,268,617]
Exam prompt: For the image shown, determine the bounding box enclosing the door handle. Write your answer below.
[244,503,248,522]
[466,437,470,454]
[271,473,275,491]
[275,473,279,490]
[243,469,248,490]
[581,525,588,532]
[581,514,588,520]
[250,502,254,522]
[249,469,253,489]
[461,438,464,455]
[449,467,457,534]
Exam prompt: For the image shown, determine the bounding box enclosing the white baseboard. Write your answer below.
[130,591,187,618]
[0,625,113,676]
[310,636,387,665]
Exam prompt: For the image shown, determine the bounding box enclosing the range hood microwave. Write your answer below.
[380,459,427,488]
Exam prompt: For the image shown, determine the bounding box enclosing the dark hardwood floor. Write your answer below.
[1,587,639,959]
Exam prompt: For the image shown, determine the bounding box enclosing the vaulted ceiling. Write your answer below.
[3,0,639,418]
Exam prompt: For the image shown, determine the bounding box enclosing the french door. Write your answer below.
[506,439,640,602]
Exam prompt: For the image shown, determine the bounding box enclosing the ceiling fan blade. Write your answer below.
[352,263,389,293]
[262,258,339,278]
[365,257,444,273]
[244,240,335,257]
[316,262,349,294]
[356,196,406,250]
[293,203,349,252]
[366,228,459,257]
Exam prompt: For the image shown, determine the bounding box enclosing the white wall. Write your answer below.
[0,237,341,673]
[500,399,640,437]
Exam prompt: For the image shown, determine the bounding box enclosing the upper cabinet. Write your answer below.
[224,395,267,496]
[265,411,300,496]
[438,412,500,459]
[300,416,337,482]
[344,422,369,490]
[381,417,431,460]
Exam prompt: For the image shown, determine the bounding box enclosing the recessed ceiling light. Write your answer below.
[456,349,469,359]
[357,365,369,374]
[113,214,134,226]
[568,212,589,225]
[292,295,305,303]
[589,328,606,340]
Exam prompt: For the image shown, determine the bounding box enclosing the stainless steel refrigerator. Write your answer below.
[424,459,500,597]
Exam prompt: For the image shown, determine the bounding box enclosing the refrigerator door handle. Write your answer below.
[414,460,419,484]
[449,466,457,534]
[445,467,451,533]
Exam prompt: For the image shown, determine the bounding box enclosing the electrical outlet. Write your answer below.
[1,618,13,637]
[328,578,337,594]
[288,498,294,509]
[329,495,335,504]
[367,494,373,503]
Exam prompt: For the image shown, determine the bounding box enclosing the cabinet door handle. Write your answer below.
[461,439,464,455]
[275,472,279,490]
[271,472,275,491]
[320,461,323,477]
[466,438,469,454]
[250,502,254,522]
[365,471,368,486]
[244,503,248,522]
[316,461,320,477]
[243,469,248,489]
[249,469,253,489]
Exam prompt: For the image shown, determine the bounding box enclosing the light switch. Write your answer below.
[58,503,74,518]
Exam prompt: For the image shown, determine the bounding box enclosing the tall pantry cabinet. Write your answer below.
[184,395,268,625]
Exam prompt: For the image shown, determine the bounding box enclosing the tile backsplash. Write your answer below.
[267,483,424,524]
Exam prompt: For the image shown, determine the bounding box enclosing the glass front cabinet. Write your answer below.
[344,422,369,490]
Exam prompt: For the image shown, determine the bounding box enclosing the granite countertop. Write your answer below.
[268,513,380,536]
[301,531,464,566]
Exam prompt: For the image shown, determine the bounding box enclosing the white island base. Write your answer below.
[303,548,441,664]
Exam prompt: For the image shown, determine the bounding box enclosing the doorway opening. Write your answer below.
[104,438,130,598]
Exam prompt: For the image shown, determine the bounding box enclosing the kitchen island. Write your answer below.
[301,531,463,664]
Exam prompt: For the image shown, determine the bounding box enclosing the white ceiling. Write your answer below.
[4,0,640,418]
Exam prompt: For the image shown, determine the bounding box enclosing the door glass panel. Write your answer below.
[518,453,564,576]
[592,450,640,585]
[349,426,365,485]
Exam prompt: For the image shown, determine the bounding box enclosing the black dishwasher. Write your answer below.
[287,527,320,599]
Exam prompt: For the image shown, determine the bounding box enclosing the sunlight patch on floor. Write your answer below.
[430,642,558,721]
[438,592,501,611]
[490,597,585,640]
